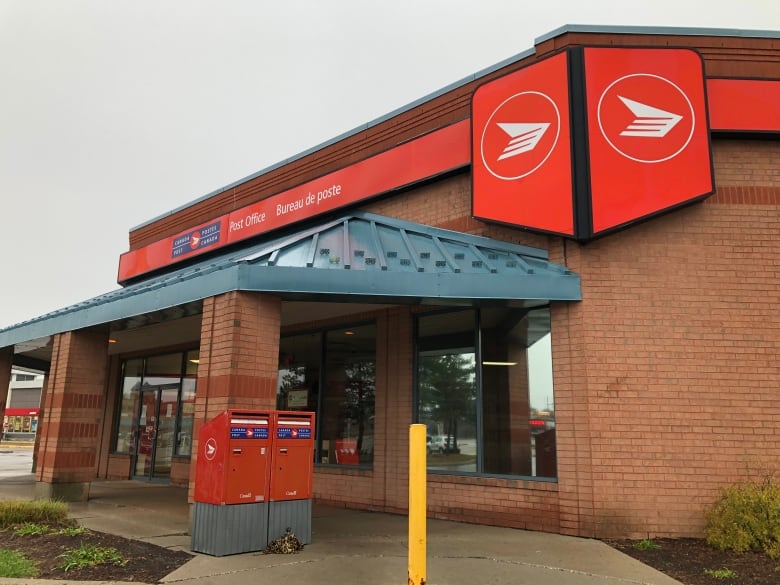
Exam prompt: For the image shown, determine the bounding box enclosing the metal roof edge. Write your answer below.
[535,24,780,44]
[0,266,242,348]
[236,265,582,302]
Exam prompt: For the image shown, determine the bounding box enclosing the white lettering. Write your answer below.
[285,490,297,497]
[276,199,305,216]
[316,183,342,205]
[229,219,244,232]
[246,211,267,226]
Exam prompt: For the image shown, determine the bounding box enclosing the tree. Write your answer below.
[418,352,476,453]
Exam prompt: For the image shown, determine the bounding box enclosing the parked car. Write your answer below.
[427,434,459,454]
[427,435,444,454]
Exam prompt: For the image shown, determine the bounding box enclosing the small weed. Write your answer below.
[54,526,89,537]
[633,539,660,551]
[13,522,49,536]
[58,543,127,572]
[0,548,38,578]
[703,567,737,579]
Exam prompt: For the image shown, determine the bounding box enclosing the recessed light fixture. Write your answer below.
[108,339,117,344]
[482,361,517,366]
[344,331,355,335]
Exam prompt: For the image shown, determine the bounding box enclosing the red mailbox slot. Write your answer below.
[194,410,271,505]
[269,411,315,502]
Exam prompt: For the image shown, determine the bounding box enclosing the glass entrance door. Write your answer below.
[133,387,177,481]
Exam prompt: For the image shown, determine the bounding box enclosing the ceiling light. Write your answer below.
[189,359,200,364]
[344,331,355,335]
[108,339,118,344]
[482,361,517,366]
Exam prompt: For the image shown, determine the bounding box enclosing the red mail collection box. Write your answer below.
[194,410,272,505]
[269,411,315,501]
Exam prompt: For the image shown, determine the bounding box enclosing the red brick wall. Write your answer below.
[188,291,281,500]
[555,139,780,538]
[36,330,109,484]
[105,454,131,480]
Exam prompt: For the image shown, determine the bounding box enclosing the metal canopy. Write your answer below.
[0,212,580,349]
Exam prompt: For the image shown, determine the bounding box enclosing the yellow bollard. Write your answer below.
[408,424,427,585]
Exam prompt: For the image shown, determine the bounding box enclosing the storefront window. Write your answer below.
[416,307,556,479]
[417,310,478,473]
[321,324,376,466]
[115,359,143,453]
[176,350,199,456]
[277,324,376,467]
[277,332,321,412]
[113,350,198,460]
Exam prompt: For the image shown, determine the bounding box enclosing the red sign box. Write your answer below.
[707,78,780,132]
[584,47,713,235]
[118,120,470,282]
[472,51,574,236]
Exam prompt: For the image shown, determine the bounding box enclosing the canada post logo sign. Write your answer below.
[584,47,713,235]
[171,220,221,258]
[472,51,575,236]
[479,92,560,180]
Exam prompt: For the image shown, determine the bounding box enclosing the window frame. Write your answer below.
[414,306,557,482]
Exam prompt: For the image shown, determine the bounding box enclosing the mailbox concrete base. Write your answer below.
[268,499,311,545]
[191,501,269,556]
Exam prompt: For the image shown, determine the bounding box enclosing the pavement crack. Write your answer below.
[430,555,668,585]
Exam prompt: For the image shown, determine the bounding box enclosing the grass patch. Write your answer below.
[633,539,660,551]
[13,522,49,536]
[54,526,89,536]
[0,499,70,529]
[58,544,127,572]
[703,567,737,579]
[0,548,38,578]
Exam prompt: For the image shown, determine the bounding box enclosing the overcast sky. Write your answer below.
[0,1,777,329]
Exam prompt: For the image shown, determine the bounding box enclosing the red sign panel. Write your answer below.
[472,51,574,236]
[584,47,713,235]
[118,120,470,282]
[707,78,780,132]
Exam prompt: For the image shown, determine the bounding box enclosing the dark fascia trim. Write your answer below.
[536,24,780,44]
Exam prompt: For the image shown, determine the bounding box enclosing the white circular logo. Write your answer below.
[204,437,217,461]
[597,73,696,164]
[480,91,561,180]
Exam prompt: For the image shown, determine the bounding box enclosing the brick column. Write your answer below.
[0,347,11,444]
[189,292,281,496]
[35,329,109,501]
[32,373,50,473]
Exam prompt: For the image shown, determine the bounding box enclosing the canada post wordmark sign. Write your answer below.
[472,51,575,236]
[584,47,713,235]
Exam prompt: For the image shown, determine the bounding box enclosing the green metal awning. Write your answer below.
[0,212,580,349]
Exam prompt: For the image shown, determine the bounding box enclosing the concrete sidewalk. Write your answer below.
[0,459,682,585]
